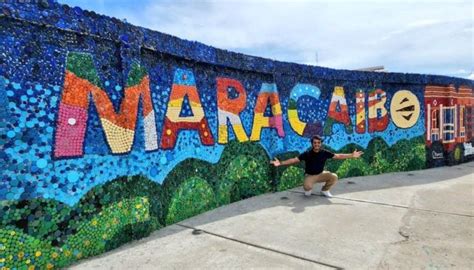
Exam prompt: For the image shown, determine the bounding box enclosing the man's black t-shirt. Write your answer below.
[298,149,335,175]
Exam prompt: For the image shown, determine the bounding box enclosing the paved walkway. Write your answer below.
[69,162,474,269]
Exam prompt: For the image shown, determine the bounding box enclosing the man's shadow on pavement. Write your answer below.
[287,192,353,214]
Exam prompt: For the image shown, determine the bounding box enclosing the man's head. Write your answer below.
[311,135,322,152]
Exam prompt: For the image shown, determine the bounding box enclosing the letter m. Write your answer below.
[54,52,158,158]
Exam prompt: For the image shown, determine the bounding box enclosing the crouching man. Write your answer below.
[270,135,363,197]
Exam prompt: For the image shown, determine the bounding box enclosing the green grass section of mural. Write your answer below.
[0,197,149,269]
[160,141,272,225]
[273,151,305,191]
[336,158,371,177]
[224,155,272,200]
[1,175,164,252]
[325,136,426,178]
[165,177,217,224]
[0,136,427,268]
[277,166,305,191]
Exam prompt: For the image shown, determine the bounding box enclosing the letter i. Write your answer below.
[356,90,366,134]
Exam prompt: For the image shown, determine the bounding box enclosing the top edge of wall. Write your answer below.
[1,1,473,87]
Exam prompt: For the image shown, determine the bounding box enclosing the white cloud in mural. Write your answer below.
[60,0,473,79]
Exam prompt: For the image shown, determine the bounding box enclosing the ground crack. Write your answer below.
[399,230,409,240]
[393,226,411,245]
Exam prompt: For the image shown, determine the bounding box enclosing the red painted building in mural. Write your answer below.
[424,85,474,164]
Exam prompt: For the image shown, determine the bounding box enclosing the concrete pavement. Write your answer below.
[69,162,474,269]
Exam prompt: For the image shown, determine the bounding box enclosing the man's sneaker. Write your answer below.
[321,190,333,198]
[304,190,312,197]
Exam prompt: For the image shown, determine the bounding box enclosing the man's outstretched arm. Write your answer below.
[270,157,300,167]
[333,150,364,160]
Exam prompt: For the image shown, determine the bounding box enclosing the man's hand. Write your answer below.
[270,158,281,167]
[352,150,364,158]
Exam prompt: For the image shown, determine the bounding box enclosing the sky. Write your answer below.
[58,0,473,79]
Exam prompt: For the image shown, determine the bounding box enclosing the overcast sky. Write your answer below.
[59,0,473,79]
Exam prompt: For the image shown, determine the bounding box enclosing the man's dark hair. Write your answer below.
[311,135,322,143]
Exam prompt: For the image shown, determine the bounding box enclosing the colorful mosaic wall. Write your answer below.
[1,2,473,269]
